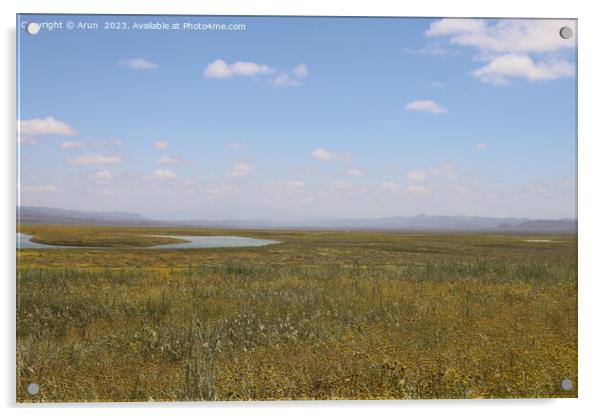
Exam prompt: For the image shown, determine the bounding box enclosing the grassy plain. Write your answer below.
[16,224,577,401]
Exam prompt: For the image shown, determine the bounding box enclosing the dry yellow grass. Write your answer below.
[16,225,577,401]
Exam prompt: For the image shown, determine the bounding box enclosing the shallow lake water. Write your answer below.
[17,233,81,249]
[148,235,280,249]
[17,232,279,249]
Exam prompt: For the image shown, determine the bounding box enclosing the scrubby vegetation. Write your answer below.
[16,225,577,401]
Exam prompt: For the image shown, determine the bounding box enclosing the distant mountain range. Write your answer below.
[495,219,577,233]
[17,206,577,234]
[18,206,152,225]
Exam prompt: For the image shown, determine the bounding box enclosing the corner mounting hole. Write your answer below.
[560,378,573,391]
[25,22,40,35]
[26,382,39,396]
[559,26,573,40]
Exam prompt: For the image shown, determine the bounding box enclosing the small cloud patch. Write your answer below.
[60,141,84,149]
[118,58,158,70]
[226,162,255,178]
[69,153,122,165]
[312,148,351,162]
[149,169,177,180]
[154,141,169,149]
[203,59,274,79]
[404,100,448,114]
[20,117,76,144]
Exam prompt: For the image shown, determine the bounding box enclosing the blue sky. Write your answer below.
[17,15,577,220]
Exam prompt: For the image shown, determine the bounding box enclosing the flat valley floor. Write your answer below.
[16,225,577,401]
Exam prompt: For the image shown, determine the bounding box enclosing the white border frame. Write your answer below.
[2,1,600,415]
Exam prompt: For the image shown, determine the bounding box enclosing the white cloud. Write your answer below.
[405,184,431,195]
[154,140,169,149]
[312,148,337,161]
[69,153,122,165]
[203,59,274,79]
[453,185,472,196]
[472,54,574,84]
[118,58,158,70]
[427,19,576,54]
[404,100,448,114]
[20,117,76,139]
[263,180,306,193]
[560,179,576,188]
[406,170,428,181]
[530,178,576,194]
[60,139,122,150]
[204,60,308,87]
[273,64,309,86]
[402,43,456,56]
[426,19,487,37]
[227,143,246,151]
[94,170,112,184]
[380,180,431,196]
[157,155,186,165]
[346,168,365,177]
[96,189,116,196]
[428,162,457,179]
[405,163,457,182]
[20,136,40,144]
[226,162,255,178]
[312,148,351,162]
[286,180,305,191]
[205,183,239,198]
[20,184,60,193]
[293,64,309,78]
[476,143,488,151]
[379,181,400,193]
[273,74,301,87]
[149,168,177,180]
[60,140,84,149]
[94,170,112,180]
[425,19,576,86]
[91,139,123,148]
[329,179,352,191]
[181,177,201,192]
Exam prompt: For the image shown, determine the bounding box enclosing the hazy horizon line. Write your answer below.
[16,205,577,223]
